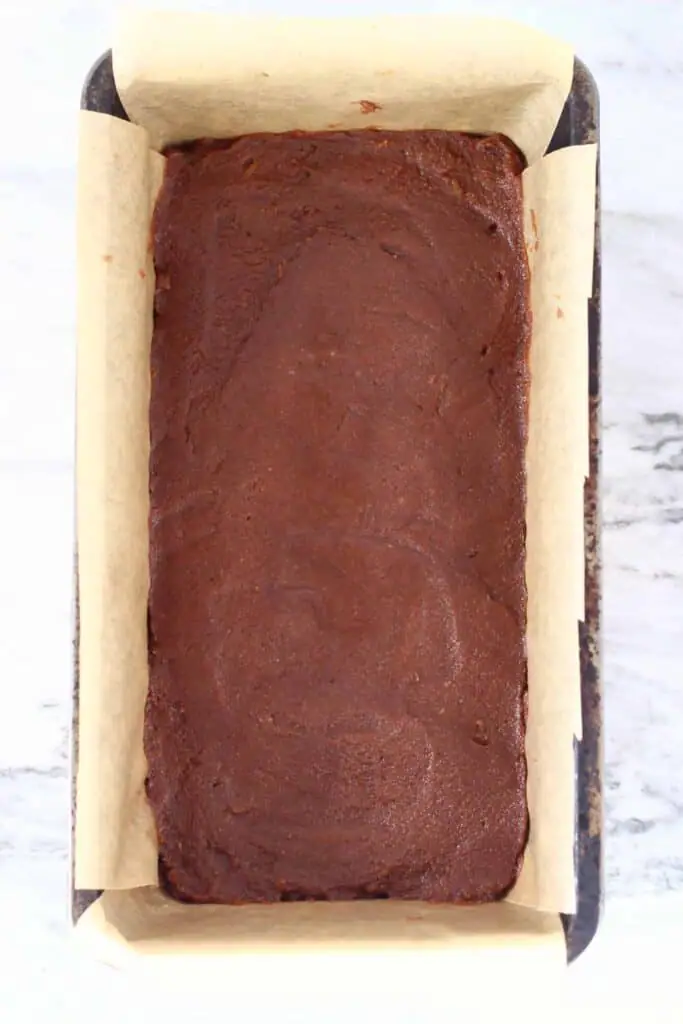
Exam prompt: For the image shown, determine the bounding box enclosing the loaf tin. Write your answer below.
[74,49,602,963]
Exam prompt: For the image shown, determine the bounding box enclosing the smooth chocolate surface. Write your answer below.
[147,130,530,904]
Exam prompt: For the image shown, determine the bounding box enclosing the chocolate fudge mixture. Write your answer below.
[146,130,530,904]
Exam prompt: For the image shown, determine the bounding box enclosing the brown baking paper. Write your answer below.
[75,111,164,888]
[75,11,596,972]
[114,12,572,166]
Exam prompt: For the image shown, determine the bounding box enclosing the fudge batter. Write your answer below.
[146,130,530,903]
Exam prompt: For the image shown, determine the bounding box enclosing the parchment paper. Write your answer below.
[113,12,572,166]
[76,111,164,888]
[75,12,596,964]
[76,890,565,984]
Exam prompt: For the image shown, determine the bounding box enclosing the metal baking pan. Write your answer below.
[74,50,602,963]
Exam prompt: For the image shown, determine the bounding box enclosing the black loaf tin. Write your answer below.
[74,51,602,963]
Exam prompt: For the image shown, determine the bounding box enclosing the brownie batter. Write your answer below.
[147,130,530,904]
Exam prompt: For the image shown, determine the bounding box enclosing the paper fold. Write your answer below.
[76,111,164,888]
[76,888,566,984]
[114,12,573,166]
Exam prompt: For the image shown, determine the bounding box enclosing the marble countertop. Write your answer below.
[2,0,682,1016]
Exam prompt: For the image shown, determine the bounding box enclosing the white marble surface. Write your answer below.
[1,0,682,1016]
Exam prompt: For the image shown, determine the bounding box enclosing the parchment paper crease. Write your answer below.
[75,12,596,969]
